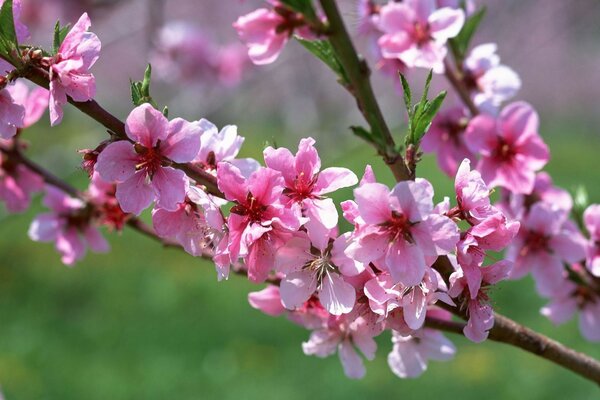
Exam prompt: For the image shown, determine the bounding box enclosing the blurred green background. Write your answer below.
[0,119,599,400]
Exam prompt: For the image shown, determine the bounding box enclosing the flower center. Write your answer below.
[493,139,516,162]
[134,141,167,179]
[413,22,431,46]
[230,192,268,222]
[520,231,550,256]
[383,211,416,243]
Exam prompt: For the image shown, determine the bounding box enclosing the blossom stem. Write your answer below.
[319,0,412,182]
[443,58,479,116]
[11,64,225,198]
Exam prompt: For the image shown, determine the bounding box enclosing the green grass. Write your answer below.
[0,125,599,400]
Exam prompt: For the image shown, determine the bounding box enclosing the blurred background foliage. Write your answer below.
[1,0,600,399]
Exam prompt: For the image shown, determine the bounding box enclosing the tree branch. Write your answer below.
[442,58,479,116]
[319,0,412,182]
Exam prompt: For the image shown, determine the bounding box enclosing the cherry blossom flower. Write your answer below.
[349,178,459,286]
[95,103,202,215]
[463,43,521,113]
[0,144,43,212]
[264,137,357,249]
[234,3,314,65]
[387,311,456,378]
[47,13,101,126]
[363,268,453,330]
[421,107,474,177]
[377,0,465,73]
[193,119,259,178]
[275,233,357,315]
[584,204,600,277]
[302,311,381,379]
[248,285,286,317]
[449,258,512,342]
[28,186,109,265]
[507,203,586,296]
[152,187,222,257]
[87,172,128,231]
[7,81,49,128]
[541,272,600,342]
[0,0,29,74]
[0,85,25,139]
[499,171,573,220]
[217,162,304,282]
[464,101,549,194]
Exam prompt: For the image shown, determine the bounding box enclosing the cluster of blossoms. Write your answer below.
[1,0,600,385]
[151,21,251,87]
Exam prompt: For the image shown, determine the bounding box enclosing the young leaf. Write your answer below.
[130,64,157,107]
[53,21,71,54]
[450,7,486,58]
[414,69,433,119]
[413,91,447,143]
[0,0,17,57]
[399,73,412,119]
[350,126,374,144]
[296,37,349,84]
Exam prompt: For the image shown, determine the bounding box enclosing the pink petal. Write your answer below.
[314,167,358,195]
[116,171,155,215]
[95,141,138,182]
[464,114,498,155]
[402,288,427,330]
[216,162,248,203]
[428,7,465,42]
[579,302,600,342]
[386,240,426,286]
[354,183,391,224]
[280,270,317,310]
[263,146,295,185]
[56,228,86,265]
[248,286,286,317]
[319,273,356,315]
[295,137,321,180]
[498,101,539,145]
[162,118,202,162]
[83,226,109,253]
[124,103,169,147]
[339,340,366,379]
[152,167,188,211]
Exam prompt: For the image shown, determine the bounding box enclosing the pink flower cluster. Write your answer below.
[151,21,250,87]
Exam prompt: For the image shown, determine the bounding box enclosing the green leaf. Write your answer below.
[0,0,17,58]
[414,69,433,119]
[130,64,157,107]
[399,73,412,119]
[280,0,317,20]
[53,21,71,54]
[450,7,486,58]
[296,38,348,84]
[413,91,447,142]
[350,126,373,144]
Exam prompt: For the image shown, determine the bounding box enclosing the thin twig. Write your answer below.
[443,58,479,116]
[319,0,412,181]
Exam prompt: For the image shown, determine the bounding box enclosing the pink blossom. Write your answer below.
[0,145,43,212]
[0,86,25,139]
[463,43,521,113]
[217,162,304,282]
[387,325,456,378]
[541,274,600,342]
[152,189,217,257]
[47,13,101,126]
[234,4,313,65]
[499,172,573,220]
[449,258,512,342]
[464,101,549,194]
[28,186,109,265]
[264,137,357,249]
[377,0,465,73]
[95,104,202,215]
[349,178,459,286]
[507,203,586,296]
[193,119,259,177]
[421,107,475,177]
[584,204,600,276]
[275,233,357,315]
[86,171,128,231]
[302,311,380,379]
[7,81,49,128]
[363,268,453,330]
[452,158,495,223]
[248,285,286,317]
